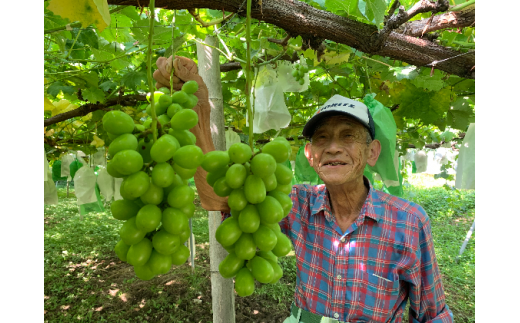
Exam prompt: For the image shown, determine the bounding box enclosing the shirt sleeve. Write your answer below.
[408,209,453,323]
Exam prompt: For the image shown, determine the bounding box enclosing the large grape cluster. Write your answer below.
[103,81,201,281]
[203,138,294,297]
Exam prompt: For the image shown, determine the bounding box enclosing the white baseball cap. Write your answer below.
[302,95,375,139]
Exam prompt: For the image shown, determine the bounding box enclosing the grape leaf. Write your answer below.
[411,69,446,91]
[359,0,387,26]
[47,82,75,97]
[100,81,117,92]
[393,81,451,125]
[83,88,106,104]
[325,0,363,17]
[77,29,99,49]
[121,71,147,89]
[47,0,110,32]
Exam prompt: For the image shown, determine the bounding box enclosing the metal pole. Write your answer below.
[456,220,475,263]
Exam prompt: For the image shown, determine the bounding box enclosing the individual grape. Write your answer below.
[173,145,204,169]
[169,129,195,146]
[250,153,277,178]
[227,188,248,211]
[150,134,180,163]
[114,240,130,262]
[162,208,189,235]
[143,117,152,129]
[172,163,197,180]
[237,204,260,233]
[147,249,173,275]
[127,238,153,266]
[274,163,293,185]
[179,228,191,243]
[182,94,198,109]
[225,164,247,189]
[228,143,252,164]
[157,114,171,126]
[234,233,256,260]
[178,202,195,219]
[170,109,199,130]
[136,204,162,232]
[268,190,293,216]
[107,161,125,178]
[133,264,155,281]
[103,111,135,135]
[213,177,233,197]
[262,141,289,163]
[167,185,194,208]
[218,252,244,278]
[253,224,278,251]
[119,217,146,246]
[206,166,228,187]
[158,94,173,109]
[271,231,292,257]
[112,150,144,175]
[108,133,138,157]
[235,267,255,297]
[171,90,189,104]
[274,182,293,195]
[167,103,183,118]
[135,124,145,132]
[152,230,181,256]
[151,162,175,187]
[157,87,170,95]
[140,182,164,205]
[181,80,199,94]
[215,217,242,247]
[267,259,283,284]
[257,196,284,224]
[261,173,278,192]
[171,245,190,265]
[119,181,137,201]
[201,151,230,173]
[122,171,150,199]
[249,256,274,284]
[111,199,140,221]
[244,175,266,204]
[257,250,278,263]
[298,78,305,85]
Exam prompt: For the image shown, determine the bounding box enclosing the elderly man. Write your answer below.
[154,56,453,323]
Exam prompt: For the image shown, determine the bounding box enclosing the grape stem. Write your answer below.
[146,0,158,144]
[245,0,253,151]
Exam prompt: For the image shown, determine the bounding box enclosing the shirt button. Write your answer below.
[337,275,342,279]
[334,313,339,319]
[340,238,345,243]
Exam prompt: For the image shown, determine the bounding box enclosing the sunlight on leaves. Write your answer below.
[47,0,110,32]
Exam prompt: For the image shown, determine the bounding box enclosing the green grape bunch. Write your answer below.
[103,80,203,281]
[291,63,308,86]
[203,137,294,297]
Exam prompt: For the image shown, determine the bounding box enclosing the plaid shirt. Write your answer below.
[277,180,453,323]
[221,179,452,322]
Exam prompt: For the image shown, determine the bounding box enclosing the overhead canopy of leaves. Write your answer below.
[44,0,475,160]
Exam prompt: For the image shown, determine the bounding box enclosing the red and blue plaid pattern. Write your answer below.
[278,182,453,323]
[221,180,452,322]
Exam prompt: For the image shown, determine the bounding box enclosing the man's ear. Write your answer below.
[304,142,314,166]
[367,139,381,167]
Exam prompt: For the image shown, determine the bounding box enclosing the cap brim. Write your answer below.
[302,111,370,138]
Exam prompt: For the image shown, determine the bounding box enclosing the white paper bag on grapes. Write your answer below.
[225,129,241,150]
[44,169,58,205]
[44,148,50,181]
[113,177,124,201]
[414,150,428,173]
[60,153,75,177]
[247,84,291,133]
[74,166,98,205]
[96,167,114,202]
[93,147,106,167]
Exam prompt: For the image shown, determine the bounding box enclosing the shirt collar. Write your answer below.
[311,176,381,223]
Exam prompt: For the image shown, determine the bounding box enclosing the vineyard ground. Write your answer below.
[44,175,475,323]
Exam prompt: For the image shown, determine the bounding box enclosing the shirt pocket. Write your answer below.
[358,270,400,318]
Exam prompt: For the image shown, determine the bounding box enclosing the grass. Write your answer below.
[44,174,475,322]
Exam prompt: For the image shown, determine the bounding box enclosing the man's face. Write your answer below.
[304,116,379,187]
